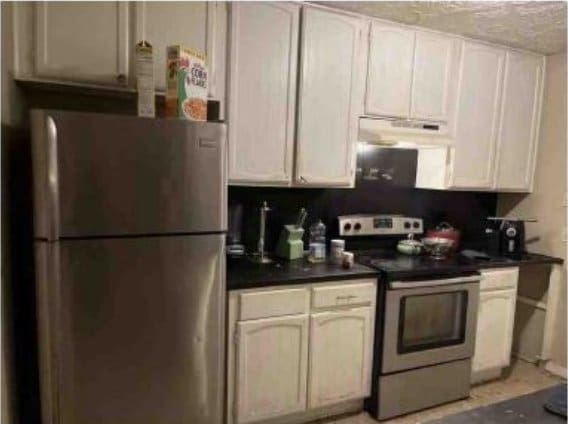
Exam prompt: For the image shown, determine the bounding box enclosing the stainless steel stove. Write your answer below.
[338,214,481,420]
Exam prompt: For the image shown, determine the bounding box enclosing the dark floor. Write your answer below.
[428,384,566,423]
[323,359,565,424]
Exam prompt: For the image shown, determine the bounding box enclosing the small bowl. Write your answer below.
[422,237,455,260]
[397,239,423,255]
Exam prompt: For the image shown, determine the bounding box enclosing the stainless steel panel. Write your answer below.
[382,282,479,373]
[389,275,482,289]
[36,235,225,424]
[377,359,471,420]
[31,110,226,239]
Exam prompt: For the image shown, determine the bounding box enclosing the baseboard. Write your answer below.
[545,361,567,379]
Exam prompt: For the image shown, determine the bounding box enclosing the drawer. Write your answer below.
[312,280,376,309]
[480,267,519,292]
[239,287,309,320]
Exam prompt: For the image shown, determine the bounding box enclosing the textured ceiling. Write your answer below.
[316,1,567,55]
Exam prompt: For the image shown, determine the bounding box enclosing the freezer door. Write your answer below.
[31,110,226,239]
[35,235,225,424]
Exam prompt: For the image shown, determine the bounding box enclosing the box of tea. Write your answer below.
[166,46,207,120]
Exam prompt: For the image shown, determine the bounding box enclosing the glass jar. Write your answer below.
[308,220,326,262]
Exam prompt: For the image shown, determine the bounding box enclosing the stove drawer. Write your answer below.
[311,280,376,309]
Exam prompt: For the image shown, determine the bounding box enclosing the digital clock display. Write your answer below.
[373,218,392,229]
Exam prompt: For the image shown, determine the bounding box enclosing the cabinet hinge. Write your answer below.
[233,331,239,345]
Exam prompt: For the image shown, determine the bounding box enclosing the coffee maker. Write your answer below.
[485,217,536,258]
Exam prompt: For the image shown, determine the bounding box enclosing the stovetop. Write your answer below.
[355,249,484,280]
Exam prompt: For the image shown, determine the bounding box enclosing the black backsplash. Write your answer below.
[229,181,497,253]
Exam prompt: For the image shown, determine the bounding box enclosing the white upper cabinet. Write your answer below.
[411,31,457,122]
[365,24,457,123]
[308,308,373,408]
[296,7,367,187]
[450,41,505,189]
[33,2,129,86]
[495,52,545,191]
[228,3,299,185]
[235,314,309,424]
[135,2,207,92]
[365,23,414,118]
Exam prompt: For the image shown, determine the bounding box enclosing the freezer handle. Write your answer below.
[389,274,482,289]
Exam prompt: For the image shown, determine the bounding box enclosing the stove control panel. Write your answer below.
[338,215,423,236]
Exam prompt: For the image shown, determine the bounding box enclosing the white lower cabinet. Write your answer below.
[227,279,377,424]
[472,268,519,383]
[235,315,309,423]
[308,307,373,408]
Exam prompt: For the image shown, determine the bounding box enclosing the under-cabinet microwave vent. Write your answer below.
[359,117,453,147]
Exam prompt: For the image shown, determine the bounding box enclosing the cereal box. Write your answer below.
[166,46,208,120]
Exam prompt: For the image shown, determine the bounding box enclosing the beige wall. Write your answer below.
[498,53,567,371]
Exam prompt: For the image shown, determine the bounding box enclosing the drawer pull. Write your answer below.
[336,295,357,302]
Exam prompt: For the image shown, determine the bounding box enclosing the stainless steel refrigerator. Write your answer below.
[31,110,227,424]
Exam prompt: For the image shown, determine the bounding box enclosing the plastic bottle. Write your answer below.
[308,220,327,262]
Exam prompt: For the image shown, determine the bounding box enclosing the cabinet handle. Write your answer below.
[336,295,356,302]
[117,73,127,84]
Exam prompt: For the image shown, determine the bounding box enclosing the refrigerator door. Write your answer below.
[31,110,226,240]
[35,234,225,424]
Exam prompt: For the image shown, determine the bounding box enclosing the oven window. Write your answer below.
[398,291,468,353]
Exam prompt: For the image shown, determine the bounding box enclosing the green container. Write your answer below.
[276,225,305,260]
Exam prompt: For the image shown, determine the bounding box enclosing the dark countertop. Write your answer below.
[227,256,379,291]
[227,252,563,290]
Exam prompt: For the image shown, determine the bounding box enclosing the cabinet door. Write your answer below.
[308,308,374,408]
[472,289,517,374]
[228,3,299,185]
[296,7,367,187]
[235,315,308,423]
[411,31,456,122]
[450,41,505,189]
[365,23,414,118]
[495,52,545,192]
[34,2,129,86]
[135,2,207,92]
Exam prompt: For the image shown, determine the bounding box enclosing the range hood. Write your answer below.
[358,116,453,147]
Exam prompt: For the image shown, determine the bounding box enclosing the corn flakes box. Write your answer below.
[166,46,207,120]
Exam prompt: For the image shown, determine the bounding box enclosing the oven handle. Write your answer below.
[389,274,482,289]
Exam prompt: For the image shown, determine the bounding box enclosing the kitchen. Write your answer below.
[1,1,566,424]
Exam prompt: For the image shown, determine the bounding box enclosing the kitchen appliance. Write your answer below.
[358,117,452,147]
[339,214,423,237]
[486,217,537,259]
[31,110,227,424]
[338,214,481,421]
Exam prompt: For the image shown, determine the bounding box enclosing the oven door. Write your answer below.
[382,275,480,374]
